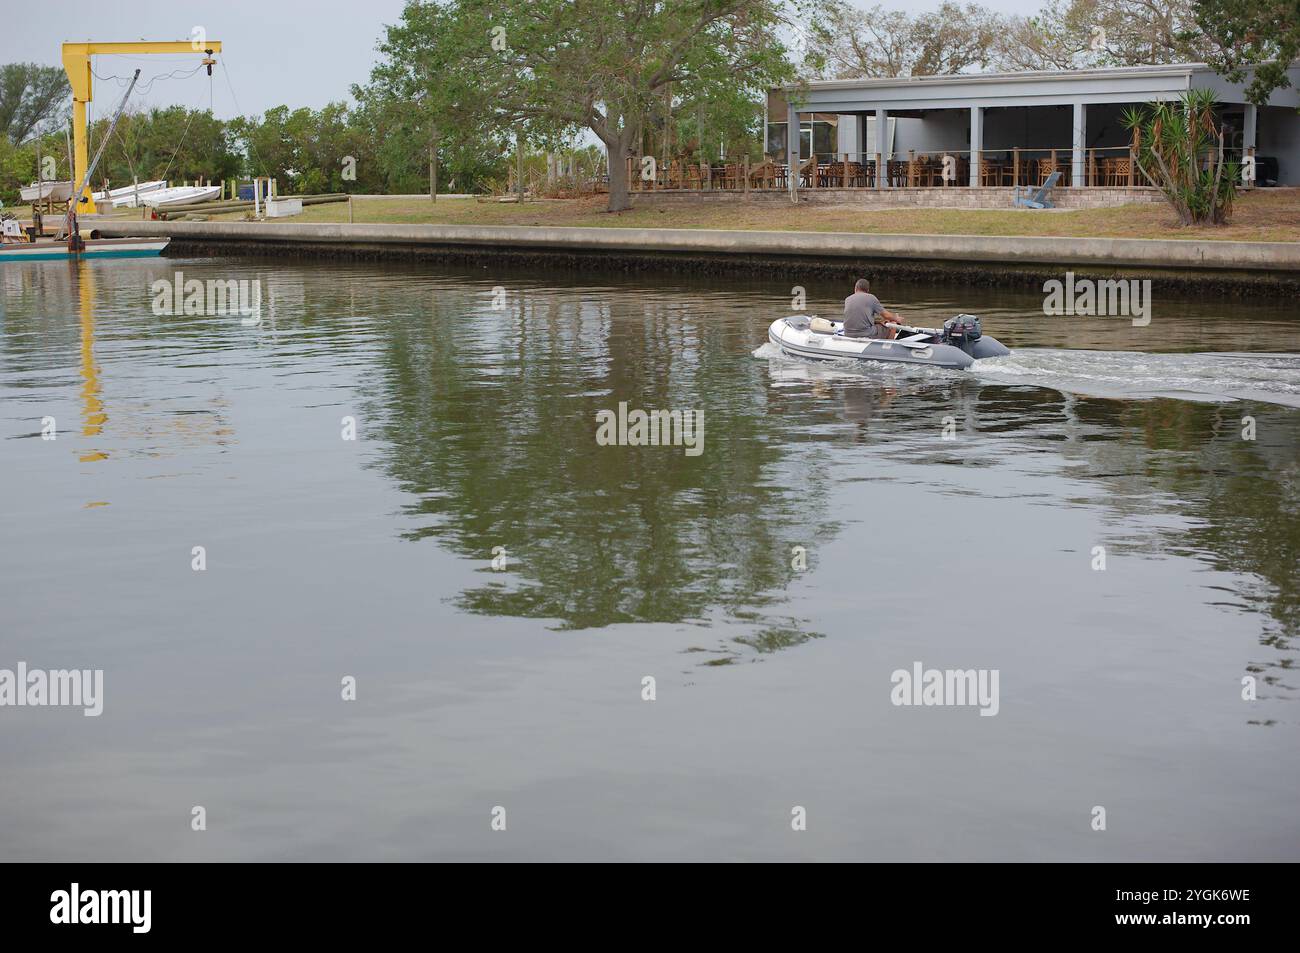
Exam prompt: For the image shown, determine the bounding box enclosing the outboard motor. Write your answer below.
[942,313,982,350]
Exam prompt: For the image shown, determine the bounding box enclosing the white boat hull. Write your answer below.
[19,180,73,203]
[93,180,168,209]
[142,186,222,208]
[0,238,169,262]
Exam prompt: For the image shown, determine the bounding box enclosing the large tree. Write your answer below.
[805,0,1210,77]
[0,63,70,144]
[804,2,1005,78]
[367,0,795,212]
[1194,0,1300,106]
[998,0,1206,70]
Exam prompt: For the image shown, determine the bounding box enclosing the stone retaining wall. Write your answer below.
[631,187,1163,209]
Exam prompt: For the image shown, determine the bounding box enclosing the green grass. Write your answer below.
[111,189,1300,243]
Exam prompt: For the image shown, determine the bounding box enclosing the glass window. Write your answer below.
[765,122,788,159]
[765,120,838,161]
[812,121,836,159]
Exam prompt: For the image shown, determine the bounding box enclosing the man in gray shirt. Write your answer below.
[843,278,900,339]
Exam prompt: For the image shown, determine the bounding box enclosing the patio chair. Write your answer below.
[1105,157,1132,186]
[1013,170,1062,209]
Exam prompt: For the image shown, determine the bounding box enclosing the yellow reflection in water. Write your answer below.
[76,258,109,463]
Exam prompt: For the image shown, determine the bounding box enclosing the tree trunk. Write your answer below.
[604,128,637,212]
[429,130,439,203]
[515,130,525,203]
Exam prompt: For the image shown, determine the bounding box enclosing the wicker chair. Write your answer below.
[748,160,773,189]
[982,161,1014,186]
[916,157,945,187]
[1036,158,1069,187]
[791,156,812,187]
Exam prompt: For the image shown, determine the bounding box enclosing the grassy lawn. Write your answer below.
[134,188,1300,243]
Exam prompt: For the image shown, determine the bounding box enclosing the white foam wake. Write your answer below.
[970,349,1300,408]
[757,342,1300,407]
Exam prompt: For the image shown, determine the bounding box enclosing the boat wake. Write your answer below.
[971,349,1300,408]
[756,342,1300,408]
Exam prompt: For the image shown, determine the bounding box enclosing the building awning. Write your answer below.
[778,62,1300,112]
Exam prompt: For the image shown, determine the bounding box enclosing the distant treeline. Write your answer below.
[0,99,515,203]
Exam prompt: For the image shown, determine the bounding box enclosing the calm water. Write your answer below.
[1,257,1297,861]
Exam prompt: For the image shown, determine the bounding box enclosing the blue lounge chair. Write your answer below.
[1013,171,1062,209]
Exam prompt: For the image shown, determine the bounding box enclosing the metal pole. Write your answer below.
[516,130,525,202]
[68,68,139,251]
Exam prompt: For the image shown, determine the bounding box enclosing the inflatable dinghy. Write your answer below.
[769,314,1009,370]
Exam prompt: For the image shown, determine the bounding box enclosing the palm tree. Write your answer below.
[1122,89,1239,225]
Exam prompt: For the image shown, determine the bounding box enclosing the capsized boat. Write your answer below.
[141,185,221,208]
[93,180,168,209]
[768,314,1010,370]
[19,180,73,203]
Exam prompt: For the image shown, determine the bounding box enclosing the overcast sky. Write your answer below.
[3,0,1047,119]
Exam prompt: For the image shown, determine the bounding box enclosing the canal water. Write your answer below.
[2,256,1297,861]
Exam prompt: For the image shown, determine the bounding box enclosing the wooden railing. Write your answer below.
[627,143,1158,191]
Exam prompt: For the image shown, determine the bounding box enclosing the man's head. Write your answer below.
[854,278,870,294]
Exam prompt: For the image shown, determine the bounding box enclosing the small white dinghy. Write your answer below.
[769,314,1010,370]
[93,180,168,209]
[141,185,222,208]
[19,180,73,203]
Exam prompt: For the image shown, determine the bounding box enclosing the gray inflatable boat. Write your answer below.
[769,313,1010,370]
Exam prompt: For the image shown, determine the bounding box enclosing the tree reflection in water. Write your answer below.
[355,271,1296,710]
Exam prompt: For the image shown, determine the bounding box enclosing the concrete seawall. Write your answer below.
[90,219,1300,295]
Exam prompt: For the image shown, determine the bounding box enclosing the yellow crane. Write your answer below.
[62,40,222,213]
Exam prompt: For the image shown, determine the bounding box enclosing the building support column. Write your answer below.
[1072,101,1086,187]
[876,107,888,188]
[969,105,983,188]
[787,102,800,202]
[1243,103,1258,186]
[1243,103,1258,150]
